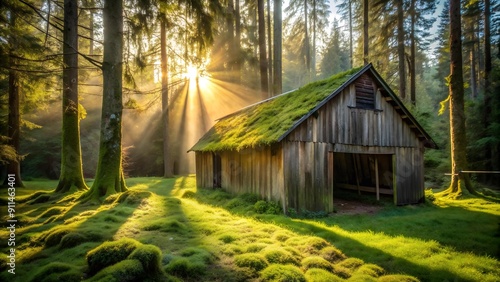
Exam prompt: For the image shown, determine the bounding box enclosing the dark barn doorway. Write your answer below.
[333,153,394,200]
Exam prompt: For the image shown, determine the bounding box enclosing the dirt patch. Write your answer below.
[333,199,382,215]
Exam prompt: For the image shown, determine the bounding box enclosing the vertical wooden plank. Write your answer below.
[375,156,380,201]
[393,154,398,205]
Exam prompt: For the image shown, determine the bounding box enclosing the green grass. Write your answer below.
[1,176,499,282]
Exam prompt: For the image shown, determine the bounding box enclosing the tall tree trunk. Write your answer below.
[161,18,173,178]
[469,22,477,99]
[83,0,126,201]
[444,0,474,197]
[304,0,311,82]
[409,0,416,105]
[273,0,282,95]
[349,0,353,68]
[227,0,235,77]
[363,0,369,65]
[311,0,316,79]
[56,0,87,192]
[89,0,95,56]
[267,0,273,96]
[483,0,492,174]
[258,0,268,97]
[3,13,24,188]
[235,0,241,82]
[397,0,406,100]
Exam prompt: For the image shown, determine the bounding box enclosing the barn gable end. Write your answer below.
[190,64,436,212]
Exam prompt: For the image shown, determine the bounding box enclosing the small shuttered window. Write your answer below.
[355,75,375,109]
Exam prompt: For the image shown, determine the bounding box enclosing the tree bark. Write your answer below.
[56,0,87,193]
[82,0,126,201]
[304,0,311,81]
[3,13,24,188]
[363,0,369,65]
[161,18,173,178]
[397,0,406,100]
[267,0,273,95]
[409,0,416,105]
[273,0,282,95]
[234,0,241,83]
[349,0,353,68]
[445,0,474,197]
[258,0,268,98]
[483,0,492,174]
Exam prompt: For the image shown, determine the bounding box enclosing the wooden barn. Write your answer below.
[189,64,437,212]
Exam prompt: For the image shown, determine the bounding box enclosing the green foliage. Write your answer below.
[254,200,283,214]
[320,246,346,264]
[29,262,81,282]
[86,238,141,275]
[301,256,334,271]
[260,264,306,282]
[356,263,385,277]
[304,268,344,282]
[285,236,329,254]
[336,257,364,270]
[234,253,268,271]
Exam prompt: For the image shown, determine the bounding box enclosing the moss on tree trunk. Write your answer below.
[81,0,126,201]
[56,0,87,193]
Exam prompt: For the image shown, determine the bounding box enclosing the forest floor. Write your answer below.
[0,176,499,281]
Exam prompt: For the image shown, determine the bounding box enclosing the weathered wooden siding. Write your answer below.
[195,152,214,189]
[284,74,425,205]
[286,76,419,148]
[283,141,334,212]
[196,146,285,207]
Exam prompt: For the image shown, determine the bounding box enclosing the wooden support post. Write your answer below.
[375,156,380,201]
[353,154,361,195]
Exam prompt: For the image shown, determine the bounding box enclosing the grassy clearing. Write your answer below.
[0,176,499,281]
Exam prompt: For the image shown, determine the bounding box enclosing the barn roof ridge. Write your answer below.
[189,64,436,152]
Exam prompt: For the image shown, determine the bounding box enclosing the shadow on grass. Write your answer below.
[0,188,150,281]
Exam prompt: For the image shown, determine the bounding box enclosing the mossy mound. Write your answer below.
[86,238,142,275]
[87,259,144,282]
[301,256,334,272]
[319,246,346,263]
[377,274,420,282]
[260,264,306,282]
[304,268,344,282]
[234,253,268,271]
[128,244,163,272]
[262,248,300,265]
[29,262,81,282]
[164,257,206,278]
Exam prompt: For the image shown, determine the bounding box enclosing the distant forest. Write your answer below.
[1,0,499,188]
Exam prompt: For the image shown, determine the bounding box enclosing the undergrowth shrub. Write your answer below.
[260,264,306,282]
[301,256,334,271]
[254,200,282,214]
[86,238,141,275]
[305,268,344,282]
[30,262,81,282]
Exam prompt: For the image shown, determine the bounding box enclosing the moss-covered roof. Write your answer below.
[190,67,364,152]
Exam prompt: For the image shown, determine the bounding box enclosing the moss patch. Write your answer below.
[190,67,362,151]
[86,238,141,275]
[260,264,306,282]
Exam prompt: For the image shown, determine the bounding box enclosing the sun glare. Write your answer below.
[185,66,199,80]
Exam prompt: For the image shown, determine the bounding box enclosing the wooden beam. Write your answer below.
[337,183,393,195]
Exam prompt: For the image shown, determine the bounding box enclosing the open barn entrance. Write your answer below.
[333,153,394,201]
